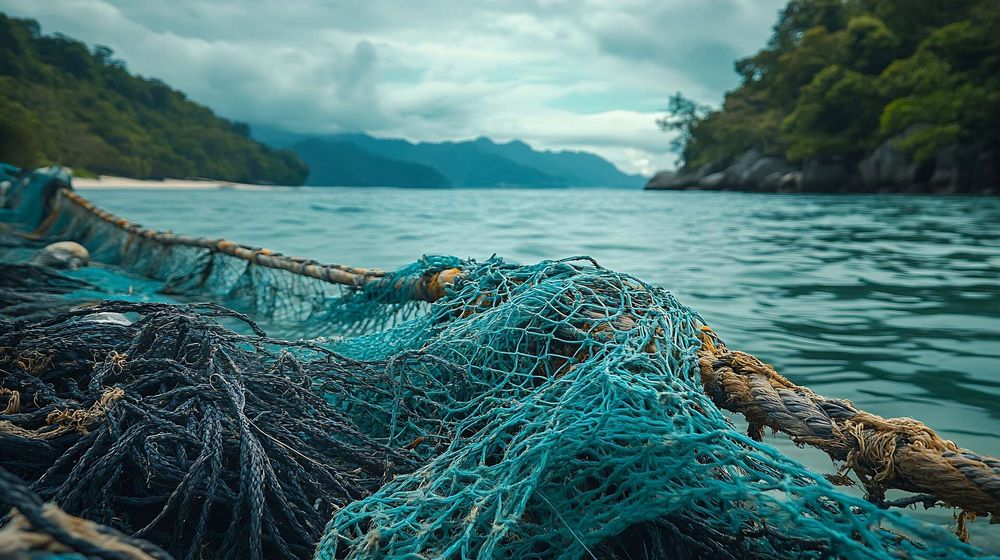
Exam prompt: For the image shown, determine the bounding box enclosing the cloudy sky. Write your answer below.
[2,0,785,175]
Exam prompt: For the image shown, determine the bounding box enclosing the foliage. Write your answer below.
[660,0,1000,170]
[655,92,710,164]
[0,14,308,184]
[782,65,882,160]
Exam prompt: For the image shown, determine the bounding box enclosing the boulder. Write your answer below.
[758,172,785,192]
[723,149,762,187]
[777,172,802,193]
[698,172,727,190]
[970,150,998,194]
[858,138,914,191]
[693,161,726,179]
[929,145,959,194]
[744,157,792,190]
[644,171,678,190]
[800,160,851,192]
[927,143,1000,194]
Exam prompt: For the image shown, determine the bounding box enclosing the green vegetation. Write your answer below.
[662,0,1000,171]
[0,14,307,184]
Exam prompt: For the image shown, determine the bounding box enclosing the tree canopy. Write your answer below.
[663,0,1000,171]
[0,14,308,184]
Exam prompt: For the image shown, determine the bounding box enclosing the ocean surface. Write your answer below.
[82,186,1000,546]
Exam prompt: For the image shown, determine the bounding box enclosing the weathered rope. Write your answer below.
[58,188,386,285]
[0,387,123,440]
[56,188,465,302]
[697,326,1000,525]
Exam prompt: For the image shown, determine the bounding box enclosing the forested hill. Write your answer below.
[252,126,647,188]
[0,14,308,185]
[651,0,999,194]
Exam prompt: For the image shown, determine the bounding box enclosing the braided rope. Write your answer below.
[58,188,385,283]
[697,326,1000,525]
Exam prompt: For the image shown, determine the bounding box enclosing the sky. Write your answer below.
[1,0,786,175]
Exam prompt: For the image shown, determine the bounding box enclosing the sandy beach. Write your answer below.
[72,175,277,190]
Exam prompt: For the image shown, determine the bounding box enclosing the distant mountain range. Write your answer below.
[253,125,646,188]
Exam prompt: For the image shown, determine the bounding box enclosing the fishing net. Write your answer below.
[0,301,433,559]
[33,186,459,338]
[1,166,998,559]
[312,256,992,559]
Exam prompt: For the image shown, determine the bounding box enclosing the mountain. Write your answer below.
[294,138,450,187]
[0,14,308,185]
[470,138,646,188]
[327,134,566,188]
[256,127,646,188]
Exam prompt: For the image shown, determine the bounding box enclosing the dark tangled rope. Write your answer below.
[0,301,427,559]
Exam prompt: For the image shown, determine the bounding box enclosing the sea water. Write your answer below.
[83,186,1000,547]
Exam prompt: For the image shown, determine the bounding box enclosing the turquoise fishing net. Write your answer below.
[314,256,984,559]
[1,167,994,558]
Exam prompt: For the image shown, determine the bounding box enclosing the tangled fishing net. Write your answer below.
[1,165,998,559]
[0,300,428,559]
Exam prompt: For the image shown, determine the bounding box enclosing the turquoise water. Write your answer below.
[82,186,1000,545]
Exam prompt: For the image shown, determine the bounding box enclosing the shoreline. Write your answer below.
[72,175,276,190]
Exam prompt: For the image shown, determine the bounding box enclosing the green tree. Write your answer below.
[781,65,882,161]
[845,15,901,73]
[655,92,710,165]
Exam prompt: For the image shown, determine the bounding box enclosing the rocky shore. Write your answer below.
[646,137,998,195]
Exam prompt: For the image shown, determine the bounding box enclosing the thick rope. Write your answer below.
[56,188,462,301]
[697,326,1000,524]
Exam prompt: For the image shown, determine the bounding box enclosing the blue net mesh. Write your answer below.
[314,256,985,559]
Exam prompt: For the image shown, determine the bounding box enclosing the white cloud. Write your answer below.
[0,0,785,174]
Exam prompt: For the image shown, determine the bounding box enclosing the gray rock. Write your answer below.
[858,139,914,190]
[930,145,959,193]
[724,149,762,187]
[778,172,802,193]
[744,157,792,189]
[970,151,998,194]
[31,241,90,269]
[698,172,728,190]
[644,171,678,190]
[801,160,851,192]
[694,161,726,179]
[758,172,785,192]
